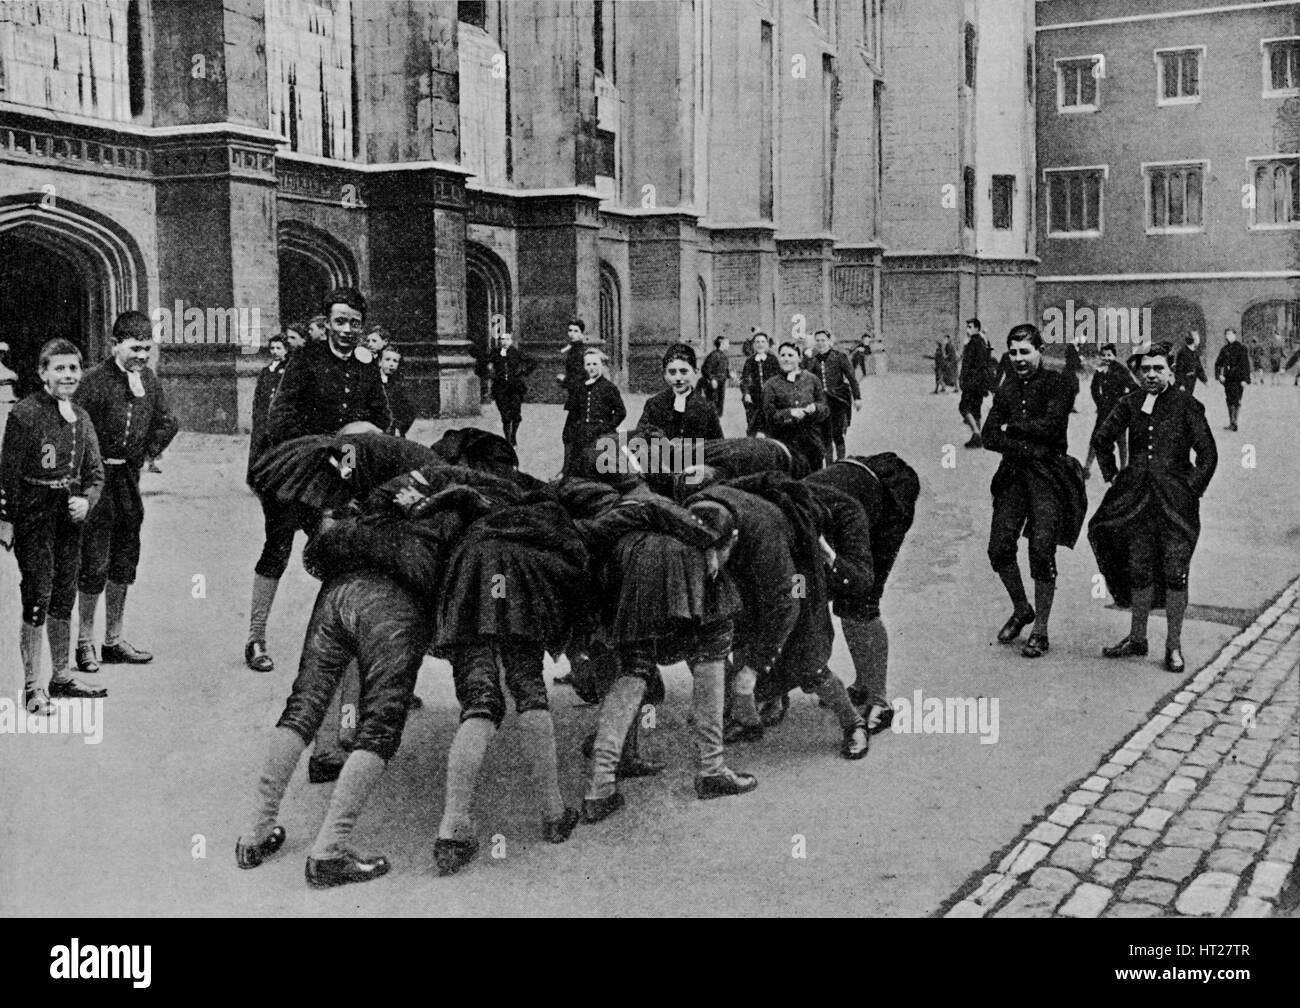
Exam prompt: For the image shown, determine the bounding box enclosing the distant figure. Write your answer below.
[489,332,534,447]
[1268,327,1285,385]
[1082,342,1139,480]
[379,347,416,438]
[701,336,733,421]
[247,334,289,487]
[1172,330,1207,397]
[562,347,626,477]
[1214,328,1250,432]
[740,332,780,437]
[958,318,996,448]
[850,334,873,379]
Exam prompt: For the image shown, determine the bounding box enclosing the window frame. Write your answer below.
[1043,165,1109,238]
[1141,160,1208,235]
[1261,36,1300,99]
[1055,54,1104,114]
[991,174,1016,231]
[1154,45,1204,107]
[1246,154,1300,230]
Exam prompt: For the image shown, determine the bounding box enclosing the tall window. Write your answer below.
[760,22,774,220]
[1056,55,1102,112]
[964,23,977,89]
[963,166,975,230]
[1025,44,1034,104]
[1263,37,1300,95]
[1156,48,1202,104]
[127,0,145,117]
[1145,163,1204,231]
[823,55,835,231]
[992,175,1015,230]
[1046,168,1106,235]
[1249,156,1300,227]
[873,80,884,220]
[594,2,604,75]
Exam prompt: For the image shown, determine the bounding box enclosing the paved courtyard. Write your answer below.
[2,371,1297,916]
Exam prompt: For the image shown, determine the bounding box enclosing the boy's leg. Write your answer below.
[439,643,504,842]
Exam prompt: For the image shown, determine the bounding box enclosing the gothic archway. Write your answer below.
[0,194,148,392]
[599,262,623,373]
[1142,296,1207,347]
[277,219,359,326]
[465,242,512,400]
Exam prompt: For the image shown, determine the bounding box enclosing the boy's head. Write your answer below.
[39,338,83,399]
[268,334,288,361]
[379,346,402,377]
[321,289,367,354]
[110,311,153,371]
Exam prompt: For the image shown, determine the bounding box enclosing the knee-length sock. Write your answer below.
[76,591,99,647]
[438,717,496,841]
[311,750,387,860]
[586,675,646,800]
[842,615,889,707]
[730,666,762,726]
[1129,585,1153,643]
[46,618,72,682]
[248,574,280,644]
[811,672,866,732]
[996,562,1030,614]
[518,709,566,820]
[20,622,45,695]
[1033,580,1055,637]
[1165,588,1188,652]
[104,582,128,646]
[691,660,727,778]
[242,726,307,845]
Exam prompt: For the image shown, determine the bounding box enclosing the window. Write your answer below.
[863,0,881,60]
[760,21,774,220]
[963,166,975,229]
[1156,47,1202,104]
[1056,55,1102,112]
[594,2,604,75]
[1145,162,1205,232]
[1248,156,1300,227]
[1046,167,1107,236]
[964,23,977,89]
[127,0,145,117]
[992,175,1015,230]
[1263,37,1300,96]
[1026,44,1034,104]
[873,80,884,216]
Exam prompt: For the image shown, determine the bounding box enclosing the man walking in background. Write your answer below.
[1214,328,1250,432]
[958,318,995,449]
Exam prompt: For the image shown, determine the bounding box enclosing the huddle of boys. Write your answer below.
[236,339,917,888]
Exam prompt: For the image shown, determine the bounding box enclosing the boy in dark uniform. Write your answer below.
[808,329,862,464]
[244,288,390,674]
[557,319,590,473]
[1173,331,1207,397]
[740,332,780,437]
[488,332,533,447]
[246,334,289,488]
[981,324,1087,659]
[562,349,626,477]
[73,312,178,672]
[958,319,994,448]
[1,339,106,713]
[1083,342,1139,479]
[1214,328,1250,432]
[377,347,415,437]
[701,336,733,420]
[1089,344,1217,673]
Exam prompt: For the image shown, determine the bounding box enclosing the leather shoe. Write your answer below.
[1164,648,1186,674]
[543,808,581,844]
[963,434,983,449]
[235,826,286,869]
[997,608,1035,644]
[25,689,55,716]
[432,837,480,876]
[75,643,100,674]
[581,792,625,824]
[305,849,391,887]
[1021,633,1049,658]
[49,677,107,699]
[865,705,895,736]
[618,755,666,778]
[724,721,764,744]
[244,640,274,673]
[101,640,152,664]
[841,725,870,760]
[1102,636,1149,658]
[694,768,758,800]
[307,753,346,784]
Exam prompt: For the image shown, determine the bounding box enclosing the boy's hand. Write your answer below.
[67,497,89,523]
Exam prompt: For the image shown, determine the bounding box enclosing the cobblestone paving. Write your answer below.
[945,578,1300,919]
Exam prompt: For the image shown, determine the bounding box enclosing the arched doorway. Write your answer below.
[465,243,512,402]
[1144,296,1207,346]
[599,262,623,375]
[0,194,147,395]
[1242,299,1299,358]
[696,276,709,352]
[276,220,358,328]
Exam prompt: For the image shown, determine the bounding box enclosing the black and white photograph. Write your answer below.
[0,0,1298,948]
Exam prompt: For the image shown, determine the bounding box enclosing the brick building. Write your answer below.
[1035,0,1300,366]
[0,0,1040,433]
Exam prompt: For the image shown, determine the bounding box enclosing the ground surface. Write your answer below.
[2,372,1297,917]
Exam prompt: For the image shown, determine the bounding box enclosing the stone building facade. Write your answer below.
[1035,0,1300,366]
[0,0,1042,433]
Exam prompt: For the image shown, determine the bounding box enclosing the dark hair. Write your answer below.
[662,343,698,371]
[366,326,390,343]
[39,338,83,370]
[777,340,801,355]
[1007,323,1042,350]
[813,329,831,340]
[751,331,770,343]
[687,500,737,549]
[966,318,982,329]
[322,288,366,317]
[112,310,154,343]
[310,315,328,327]
[283,323,306,338]
[568,319,586,333]
[1099,342,1118,355]
[267,334,288,351]
[380,346,402,360]
[1142,341,1174,365]
[713,336,726,348]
